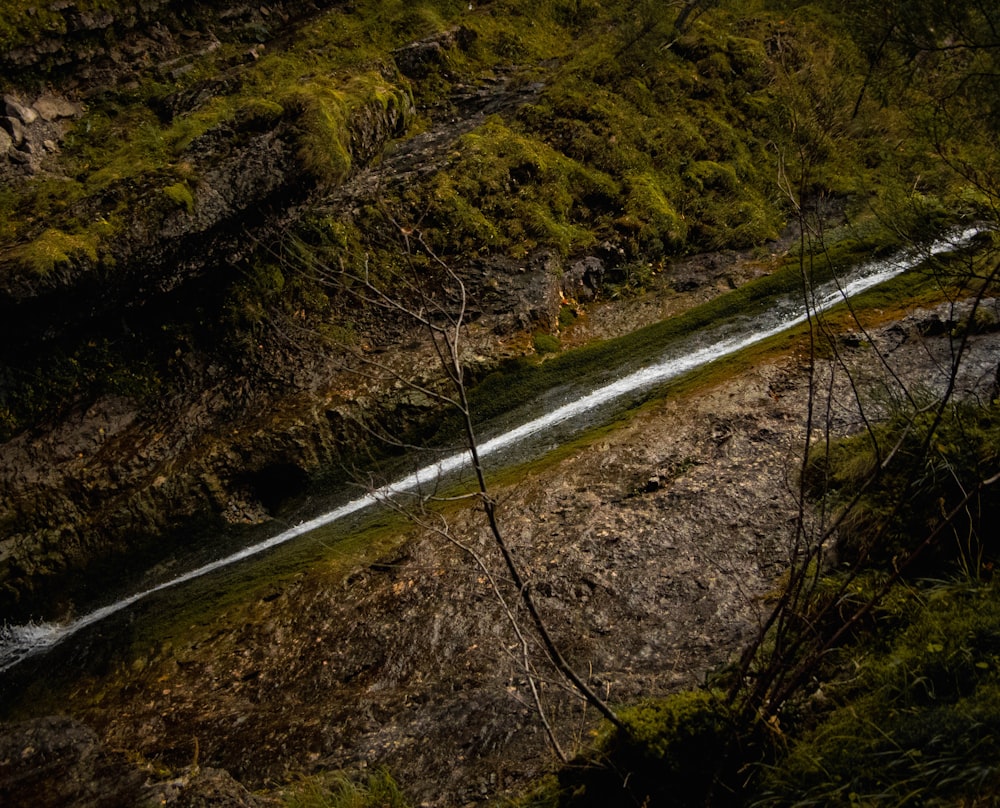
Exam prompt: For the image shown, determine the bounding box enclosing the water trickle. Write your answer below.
[0,228,981,673]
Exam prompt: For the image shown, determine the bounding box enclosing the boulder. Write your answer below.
[563,256,605,301]
[393,27,476,78]
[3,95,38,125]
[31,94,84,122]
[0,117,25,147]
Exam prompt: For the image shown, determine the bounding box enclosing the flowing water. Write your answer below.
[0,228,982,676]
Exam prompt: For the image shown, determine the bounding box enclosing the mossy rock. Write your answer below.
[558,690,734,807]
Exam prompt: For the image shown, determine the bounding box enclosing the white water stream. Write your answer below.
[0,228,982,673]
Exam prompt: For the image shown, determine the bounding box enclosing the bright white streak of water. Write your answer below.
[0,228,981,672]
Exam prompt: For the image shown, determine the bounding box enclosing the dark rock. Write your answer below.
[394,31,456,78]
[0,716,265,807]
[0,716,146,808]
[673,277,700,292]
[145,767,266,807]
[393,27,476,79]
[563,256,605,301]
[917,312,953,336]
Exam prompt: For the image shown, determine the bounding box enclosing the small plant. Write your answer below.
[532,332,561,354]
[557,304,578,329]
[282,769,410,808]
[163,182,195,215]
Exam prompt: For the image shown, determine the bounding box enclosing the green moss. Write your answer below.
[407,117,613,256]
[0,2,429,263]
[620,171,686,254]
[804,393,1000,575]
[555,690,733,807]
[286,85,354,185]
[759,582,1000,806]
[281,769,410,808]
[16,227,99,275]
[532,332,561,354]
[162,181,195,214]
[557,304,578,328]
[0,1,69,52]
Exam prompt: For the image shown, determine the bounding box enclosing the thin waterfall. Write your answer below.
[0,227,982,673]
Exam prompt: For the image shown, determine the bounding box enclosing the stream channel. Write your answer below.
[0,228,982,690]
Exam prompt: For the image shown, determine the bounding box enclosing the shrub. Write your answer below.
[804,399,1000,576]
[532,332,561,354]
[757,582,1000,806]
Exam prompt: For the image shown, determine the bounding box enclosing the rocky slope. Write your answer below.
[0,0,817,620]
[3,2,998,804]
[3,0,774,621]
[0,3,553,620]
[3,294,998,806]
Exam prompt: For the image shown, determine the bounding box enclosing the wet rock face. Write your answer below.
[563,255,605,302]
[0,716,144,807]
[0,716,264,807]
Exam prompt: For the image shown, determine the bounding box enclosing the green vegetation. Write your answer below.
[162,181,195,215]
[560,691,734,806]
[532,331,561,354]
[805,400,1000,573]
[14,226,101,275]
[4,0,985,442]
[281,770,410,808]
[757,580,1000,804]
[376,5,798,261]
[0,0,120,52]
[748,400,1000,805]
[4,0,1000,801]
[502,0,1000,800]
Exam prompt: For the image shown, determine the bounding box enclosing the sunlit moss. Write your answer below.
[281,769,410,808]
[162,181,195,214]
[620,171,687,254]
[16,227,99,275]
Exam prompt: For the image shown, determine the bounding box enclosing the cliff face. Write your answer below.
[0,2,415,618]
[0,0,822,618]
[0,2,584,620]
